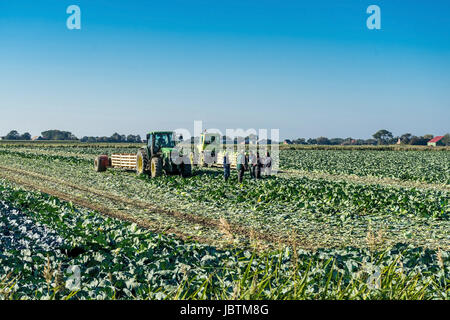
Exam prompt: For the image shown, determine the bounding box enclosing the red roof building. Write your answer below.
[427,136,444,146]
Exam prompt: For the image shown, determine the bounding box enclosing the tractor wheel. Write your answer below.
[181,163,192,178]
[151,157,163,178]
[136,149,149,176]
[94,155,108,172]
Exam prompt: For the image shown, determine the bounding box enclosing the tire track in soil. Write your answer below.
[0,168,214,245]
[0,164,305,249]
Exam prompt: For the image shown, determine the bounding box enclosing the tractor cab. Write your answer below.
[146,131,176,156]
[196,132,221,166]
[198,132,220,153]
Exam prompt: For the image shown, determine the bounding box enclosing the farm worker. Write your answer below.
[245,152,250,174]
[264,152,272,176]
[255,152,262,179]
[236,151,246,183]
[223,153,230,181]
[245,152,249,170]
[249,151,257,179]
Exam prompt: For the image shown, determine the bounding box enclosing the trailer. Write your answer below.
[94,153,137,171]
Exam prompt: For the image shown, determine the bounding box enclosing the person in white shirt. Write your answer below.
[264,152,272,176]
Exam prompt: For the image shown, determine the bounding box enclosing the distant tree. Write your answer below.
[126,134,142,143]
[2,130,32,140]
[364,139,377,145]
[292,138,307,145]
[423,134,434,141]
[315,137,330,145]
[409,136,428,145]
[400,133,412,144]
[5,130,20,140]
[354,139,367,145]
[389,136,400,144]
[340,137,352,145]
[21,132,31,140]
[41,130,77,140]
[79,133,143,143]
[329,138,344,145]
[441,133,450,146]
[110,133,122,142]
[307,138,317,145]
[372,129,393,145]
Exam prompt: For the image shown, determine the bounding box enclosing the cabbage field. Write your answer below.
[0,143,448,299]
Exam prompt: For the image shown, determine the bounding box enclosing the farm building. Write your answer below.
[427,136,444,147]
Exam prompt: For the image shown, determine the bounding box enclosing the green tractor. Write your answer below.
[136,131,192,178]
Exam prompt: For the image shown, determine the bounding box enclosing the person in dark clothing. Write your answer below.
[237,151,246,183]
[255,152,261,179]
[223,153,230,181]
[244,153,250,170]
[249,151,257,179]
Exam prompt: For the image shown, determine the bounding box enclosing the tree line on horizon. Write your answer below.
[286,130,450,146]
[1,129,449,146]
[79,133,142,143]
[0,130,142,143]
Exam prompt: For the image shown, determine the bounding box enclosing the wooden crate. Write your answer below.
[216,151,238,168]
[111,153,137,170]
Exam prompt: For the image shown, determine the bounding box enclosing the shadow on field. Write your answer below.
[192,168,221,178]
[192,167,277,181]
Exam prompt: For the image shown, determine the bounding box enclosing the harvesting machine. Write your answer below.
[94,131,192,178]
[191,132,275,176]
[193,132,266,168]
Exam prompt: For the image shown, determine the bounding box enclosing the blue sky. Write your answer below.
[0,0,449,139]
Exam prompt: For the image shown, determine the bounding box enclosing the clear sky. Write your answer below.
[0,0,449,139]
